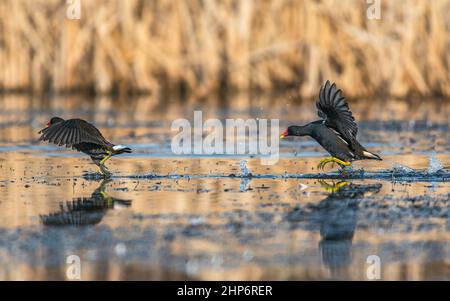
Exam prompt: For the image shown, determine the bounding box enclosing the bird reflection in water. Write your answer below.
[40,179,132,226]
[286,180,382,279]
[317,180,382,279]
[318,179,350,193]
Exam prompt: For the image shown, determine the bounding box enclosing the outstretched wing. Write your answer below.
[39,119,110,148]
[316,81,358,144]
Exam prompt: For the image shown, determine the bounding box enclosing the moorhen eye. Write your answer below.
[38,117,132,177]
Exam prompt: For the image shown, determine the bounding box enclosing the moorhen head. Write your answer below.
[281,81,381,170]
[39,117,132,177]
[46,117,64,127]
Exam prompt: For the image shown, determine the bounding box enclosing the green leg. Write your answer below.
[99,151,113,177]
[317,157,351,170]
[100,151,112,165]
[93,152,113,178]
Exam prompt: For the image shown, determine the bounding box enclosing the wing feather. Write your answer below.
[74,128,80,145]
[60,127,69,146]
[66,128,74,146]
[39,119,110,149]
[316,80,358,144]
[40,125,59,143]
[51,127,65,145]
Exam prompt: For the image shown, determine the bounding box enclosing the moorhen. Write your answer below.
[280,81,381,170]
[39,117,132,177]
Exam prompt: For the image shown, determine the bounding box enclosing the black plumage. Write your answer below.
[281,81,381,169]
[39,117,132,176]
[40,117,110,148]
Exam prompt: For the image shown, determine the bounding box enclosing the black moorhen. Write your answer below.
[280,81,381,170]
[39,117,132,177]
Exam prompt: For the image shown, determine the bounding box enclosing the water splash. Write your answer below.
[240,178,251,192]
[427,156,444,174]
[392,164,415,174]
[135,172,158,178]
[168,172,183,179]
[240,160,252,177]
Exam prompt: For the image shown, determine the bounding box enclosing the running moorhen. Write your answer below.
[39,117,132,177]
[280,81,381,170]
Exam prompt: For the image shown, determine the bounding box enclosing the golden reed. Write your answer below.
[0,0,449,98]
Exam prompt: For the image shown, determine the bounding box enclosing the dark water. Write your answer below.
[0,95,449,280]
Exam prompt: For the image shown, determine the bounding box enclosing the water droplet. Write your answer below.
[114,243,127,256]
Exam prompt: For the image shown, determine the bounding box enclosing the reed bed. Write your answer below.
[0,0,449,98]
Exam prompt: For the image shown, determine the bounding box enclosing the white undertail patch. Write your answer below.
[113,145,127,151]
[363,151,379,159]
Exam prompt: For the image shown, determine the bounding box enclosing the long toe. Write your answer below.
[318,158,331,170]
[317,161,324,170]
[317,158,325,170]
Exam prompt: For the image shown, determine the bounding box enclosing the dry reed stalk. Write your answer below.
[0,0,448,98]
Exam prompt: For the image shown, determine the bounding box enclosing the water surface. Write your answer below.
[0,94,449,280]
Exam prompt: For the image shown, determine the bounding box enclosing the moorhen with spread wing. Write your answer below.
[280,81,381,170]
[39,117,131,177]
